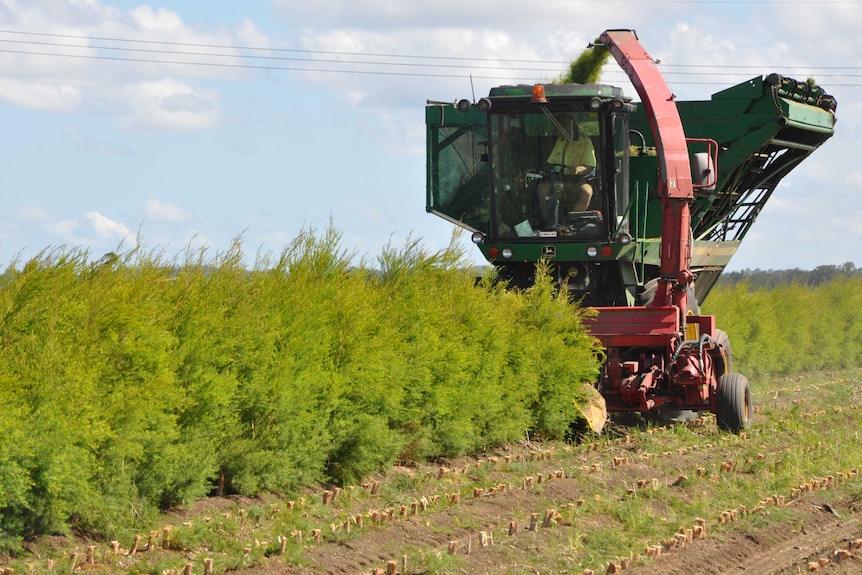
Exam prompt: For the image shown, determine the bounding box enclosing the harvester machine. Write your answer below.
[424,29,837,433]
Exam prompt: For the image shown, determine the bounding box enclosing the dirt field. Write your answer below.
[236,413,862,574]
[239,372,862,575]
[625,500,862,575]
[8,372,862,575]
[251,457,862,575]
[260,480,862,575]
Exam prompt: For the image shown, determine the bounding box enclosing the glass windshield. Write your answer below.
[491,110,605,239]
[426,107,489,233]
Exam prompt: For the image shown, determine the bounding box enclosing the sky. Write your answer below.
[0,0,860,272]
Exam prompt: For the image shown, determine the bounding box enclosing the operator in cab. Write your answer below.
[536,113,597,225]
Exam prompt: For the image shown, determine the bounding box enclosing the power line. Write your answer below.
[0,29,576,65]
[0,47,534,80]
[2,28,861,71]
[2,46,860,87]
[0,38,570,73]
[2,37,860,78]
[0,30,860,87]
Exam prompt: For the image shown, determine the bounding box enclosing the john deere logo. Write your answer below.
[542,246,557,258]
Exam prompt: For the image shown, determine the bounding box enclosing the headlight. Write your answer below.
[586,246,598,258]
[471,232,485,244]
[501,248,514,259]
[618,233,632,245]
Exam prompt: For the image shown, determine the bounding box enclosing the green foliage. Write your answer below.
[558,40,611,84]
[519,262,601,437]
[704,276,862,378]
[0,227,602,545]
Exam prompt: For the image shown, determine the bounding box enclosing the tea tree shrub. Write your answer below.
[517,261,601,438]
[0,228,603,544]
[705,277,862,377]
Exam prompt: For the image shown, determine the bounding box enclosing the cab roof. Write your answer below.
[488,83,625,101]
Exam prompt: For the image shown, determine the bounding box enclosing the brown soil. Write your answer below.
[8,374,862,575]
[625,499,862,575]
[258,481,862,575]
[231,417,862,575]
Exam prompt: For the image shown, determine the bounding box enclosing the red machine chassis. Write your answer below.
[587,307,723,414]
[587,30,726,416]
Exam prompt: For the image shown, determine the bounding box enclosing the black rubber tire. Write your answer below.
[637,278,659,306]
[715,328,733,377]
[638,278,700,314]
[716,373,752,433]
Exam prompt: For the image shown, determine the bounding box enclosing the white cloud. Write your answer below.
[290,26,567,102]
[0,1,254,131]
[143,198,190,223]
[376,108,424,156]
[9,206,78,239]
[84,211,132,240]
[43,218,78,236]
[274,0,653,32]
[0,79,81,111]
[116,79,220,132]
[235,17,271,48]
[127,5,184,33]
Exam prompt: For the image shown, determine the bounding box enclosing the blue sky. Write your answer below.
[0,0,860,271]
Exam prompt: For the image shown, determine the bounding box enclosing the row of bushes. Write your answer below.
[704,278,862,378]
[0,228,601,549]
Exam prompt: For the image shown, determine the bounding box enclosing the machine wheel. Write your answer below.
[661,328,733,425]
[637,278,659,306]
[638,278,700,314]
[716,373,752,433]
[715,328,733,377]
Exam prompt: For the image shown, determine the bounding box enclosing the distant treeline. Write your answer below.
[717,262,860,289]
